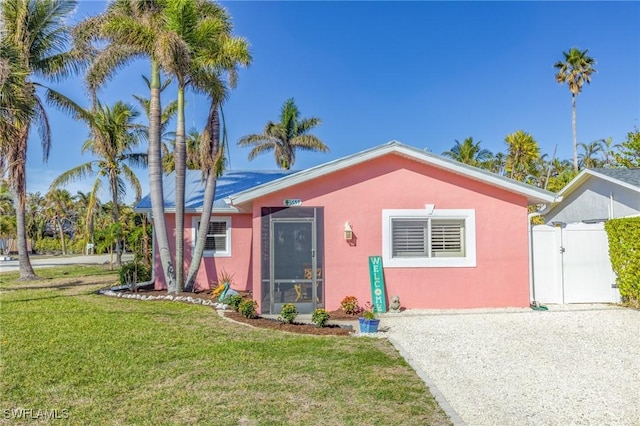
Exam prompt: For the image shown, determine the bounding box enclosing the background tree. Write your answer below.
[554,47,597,171]
[599,137,620,169]
[0,0,82,279]
[43,189,73,255]
[238,98,328,170]
[49,100,146,266]
[483,152,506,175]
[504,130,541,181]
[0,178,15,255]
[578,140,604,169]
[614,128,640,168]
[25,192,46,249]
[73,190,99,254]
[442,137,493,167]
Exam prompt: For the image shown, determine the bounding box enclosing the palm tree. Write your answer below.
[554,47,597,171]
[74,0,178,291]
[43,189,73,255]
[156,0,250,290]
[598,137,620,169]
[25,192,46,247]
[239,98,328,170]
[162,128,205,172]
[0,0,81,279]
[483,152,506,175]
[504,130,541,181]
[49,100,146,266]
[169,2,251,291]
[73,190,100,254]
[545,158,577,193]
[442,137,493,167]
[578,140,604,169]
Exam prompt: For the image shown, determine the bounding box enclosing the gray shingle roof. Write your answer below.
[135,170,294,211]
[590,168,640,188]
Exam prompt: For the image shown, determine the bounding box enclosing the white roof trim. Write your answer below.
[133,207,242,214]
[227,141,559,206]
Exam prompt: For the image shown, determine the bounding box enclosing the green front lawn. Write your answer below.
[0,270,450,425]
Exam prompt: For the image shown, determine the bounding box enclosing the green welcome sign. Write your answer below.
[368,256,387,313]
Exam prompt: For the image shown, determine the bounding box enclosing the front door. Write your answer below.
[263,208,324,314]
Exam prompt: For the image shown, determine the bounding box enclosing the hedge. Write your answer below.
[604,217,640,307]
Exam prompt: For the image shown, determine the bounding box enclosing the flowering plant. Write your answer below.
[311,308,330,327]
[279,303,298,324]
[340,296,362,315]
[361,302,376,320]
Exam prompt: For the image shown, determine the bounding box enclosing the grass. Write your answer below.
[0,269,450,425]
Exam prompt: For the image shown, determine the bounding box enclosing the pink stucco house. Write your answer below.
[135,141,559,313]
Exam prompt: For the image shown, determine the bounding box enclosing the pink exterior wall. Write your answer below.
[251,154,531,311]
[153,213,253,292]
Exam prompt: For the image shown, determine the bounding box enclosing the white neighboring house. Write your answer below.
[531,169,640,305]
[541,168,640,224]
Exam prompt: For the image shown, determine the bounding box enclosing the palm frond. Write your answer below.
[50,162,96,189]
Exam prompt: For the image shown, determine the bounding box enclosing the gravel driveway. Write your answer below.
[383,304,640,426]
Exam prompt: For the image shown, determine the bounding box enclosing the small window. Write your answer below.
[383,209,475,267]
[192,216,231,257]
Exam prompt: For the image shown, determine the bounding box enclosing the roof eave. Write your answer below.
[227,141,560,206]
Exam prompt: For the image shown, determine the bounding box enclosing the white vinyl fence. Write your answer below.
[532,222,621,304]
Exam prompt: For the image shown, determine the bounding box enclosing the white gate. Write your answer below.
[532,222,620,304]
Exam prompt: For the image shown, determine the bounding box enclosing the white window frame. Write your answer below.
[382,208,476,268]
[191,216,231,257]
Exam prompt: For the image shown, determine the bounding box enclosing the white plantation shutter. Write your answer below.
[430,220,464,257]
[391,218,465,258]
[392,219,428,257]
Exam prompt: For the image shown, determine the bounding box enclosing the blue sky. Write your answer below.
[26,1,640,204]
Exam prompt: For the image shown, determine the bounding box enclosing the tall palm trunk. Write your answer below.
[110,172,122,266]
[185,102,221,291]
[174,85,186,292]
[11,127,36,279]
[56,217,66,255]
[572,94,578,171]
[148,61,176,292]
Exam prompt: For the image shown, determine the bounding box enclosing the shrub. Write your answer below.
[605,217,640,307]
[279,303,298,324]
[238,298,258,319]
[223,294,244,311]
[340,296,361,315]
[311,308,330,328]
[119,262,151,285]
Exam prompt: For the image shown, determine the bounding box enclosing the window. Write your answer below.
[192,216,231,257]
[383,209,475,267]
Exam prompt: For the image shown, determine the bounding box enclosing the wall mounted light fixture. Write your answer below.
[344,222,353,241]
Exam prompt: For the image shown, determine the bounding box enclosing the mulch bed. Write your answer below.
[119,288,361,336]
[223,311,355,336]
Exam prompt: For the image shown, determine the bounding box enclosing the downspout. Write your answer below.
[528,207,548,311]
[104,212,156,292]
[609,192,614,219]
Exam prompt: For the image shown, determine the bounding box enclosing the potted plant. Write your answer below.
[358,302,380,333]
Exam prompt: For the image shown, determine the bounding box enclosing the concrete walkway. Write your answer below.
[0,253,134,273]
